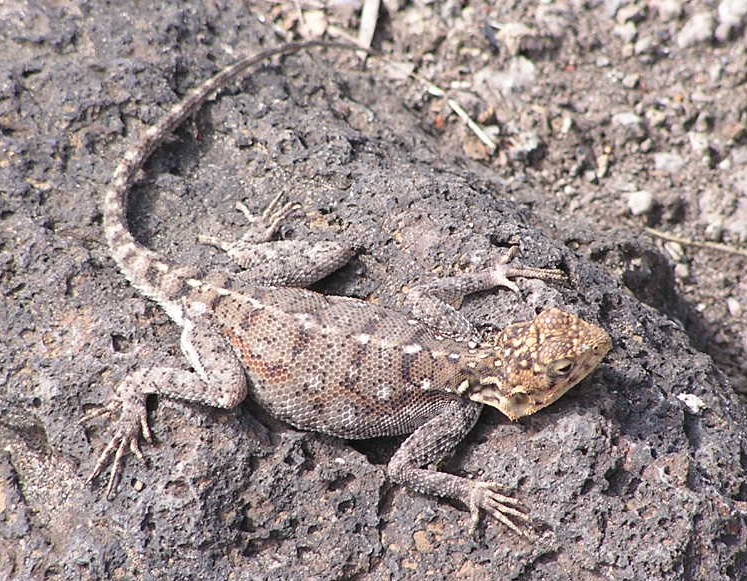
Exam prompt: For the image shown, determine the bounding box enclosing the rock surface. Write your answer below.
[1,2,745,580]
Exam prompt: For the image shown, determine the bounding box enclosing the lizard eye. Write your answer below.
[548,359,574,378]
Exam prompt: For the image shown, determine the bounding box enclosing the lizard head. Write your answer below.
[464,308,611,420]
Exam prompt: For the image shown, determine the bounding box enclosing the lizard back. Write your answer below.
[209,284,475,439]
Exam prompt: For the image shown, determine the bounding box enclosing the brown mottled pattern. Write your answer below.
[89,41,612,536]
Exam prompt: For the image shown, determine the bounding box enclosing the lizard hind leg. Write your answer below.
[198,194,299,257]
[199,195,355,287]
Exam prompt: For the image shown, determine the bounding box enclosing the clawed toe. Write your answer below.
[490,246,566,293]
[83,399,152,497]
[469,482,534,538]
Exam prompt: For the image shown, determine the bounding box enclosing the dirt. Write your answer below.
[1,1,746,580]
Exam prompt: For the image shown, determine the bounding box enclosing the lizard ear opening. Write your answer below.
[547,358,574,379]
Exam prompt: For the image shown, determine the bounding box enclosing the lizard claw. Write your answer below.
[468,481,533,538]
[83,395,152,497]
[199,195,301,251]
[489,246,566,293]
[236,194,301,239]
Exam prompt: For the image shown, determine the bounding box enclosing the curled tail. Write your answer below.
[103,40,360,318]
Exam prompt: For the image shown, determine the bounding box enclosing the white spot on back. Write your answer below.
[403,343,422,354]
[356,333,371,345]
[420,378,432,390]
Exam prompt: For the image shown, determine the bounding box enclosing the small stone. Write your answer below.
[486,56,537,94]
[677,11,715,48]
[622,73,640,89]
[694,112,713,132]
[677,393,707,414]
[674,262,690,279]
[716,0,747,42]
[614,21,638,43]
[664,241,685,262]
[646,109,668,128]
[617,3,647,23]
[688,132,710,156]
[627,190,654,215]
[650,0,684,21]
[727,297,743,317]
[560,115,574,134]
[634,34,657,56]
[413,530,434,552]
[654,152,686,173]
[613,111,644,127]
[731,146,747,166]
[704,221,724,241]
[723,122,747,143]
[507,131,542,162]
[597,153,611,178]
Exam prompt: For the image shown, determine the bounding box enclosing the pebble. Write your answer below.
[650,0,684,21]
[688,132,710,156]
[622,73,640,89]
[597,153,611,178]
[616,3,646,23]
[614,21,638,43]
[674,263,690,279]
[654,152,686,173]
[727,297,742,317]
[634,35,658,56]
[664,240,685,262]
[716,0,747,42]
[677,393,707,415]
[704,221,724,241]
[731,146,747,166]
[677,11,715,48]
[627,190,654,215]
[646,109,668,128]
[613,111,644,126]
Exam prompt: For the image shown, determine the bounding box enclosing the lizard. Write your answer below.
[84,40,612,536]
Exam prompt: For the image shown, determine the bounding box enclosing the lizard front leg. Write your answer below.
[387,397,531,536]
[84,306,246,496]
[404,247,565,339]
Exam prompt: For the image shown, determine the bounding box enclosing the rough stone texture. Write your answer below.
[1,2,745,580]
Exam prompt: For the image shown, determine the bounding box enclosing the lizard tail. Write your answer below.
[103,40,362,317]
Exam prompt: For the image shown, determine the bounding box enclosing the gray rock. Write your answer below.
[654,151,687,172]
[677,11,716,48]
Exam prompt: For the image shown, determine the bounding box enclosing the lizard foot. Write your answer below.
[236,191,301,240]
[468,481,532,538]
[82,394,152,497]
[198,193,301,251]
[489,246,566,293]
